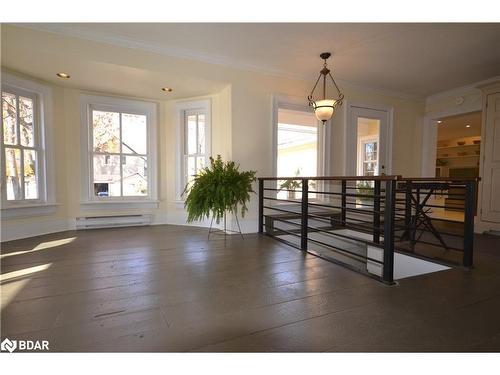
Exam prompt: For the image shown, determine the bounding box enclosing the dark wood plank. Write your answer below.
[2,224,500,352]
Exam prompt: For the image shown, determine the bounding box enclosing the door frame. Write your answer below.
[271,94,329,178]
[421,102,481,177]
[477,83,500,225]
[345,102,394,176]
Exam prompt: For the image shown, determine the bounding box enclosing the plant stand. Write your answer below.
[208,211,244,242]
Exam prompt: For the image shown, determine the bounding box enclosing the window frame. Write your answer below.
[272,98,327,178]
[271,97,327,201]
[175,99,211,202]
[357,135,379,176]
[80,94,158,208]
[1,73,56,217]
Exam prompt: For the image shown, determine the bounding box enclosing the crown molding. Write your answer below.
[425,75,500,104]
[13,23,422,101]
[16,23,309,80]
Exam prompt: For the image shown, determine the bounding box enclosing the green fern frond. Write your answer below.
[183,155,257,224]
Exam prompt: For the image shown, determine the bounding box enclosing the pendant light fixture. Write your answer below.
[307,52,344,124]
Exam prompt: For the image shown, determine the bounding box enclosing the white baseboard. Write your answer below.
[475,219,500,234]
[152,212,259,234]
[1,218,70,242]
[1,212,256,242]
[2,211,492,242]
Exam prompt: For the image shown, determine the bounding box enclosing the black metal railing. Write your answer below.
[258,175,479,284]
[394,177,479,267]
[259,176,399,284]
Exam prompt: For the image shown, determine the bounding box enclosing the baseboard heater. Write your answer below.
[76,214,153,230]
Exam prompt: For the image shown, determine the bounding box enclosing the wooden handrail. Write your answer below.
[258,175,401,181]
[258,175,480,182]
[396,177,480,182]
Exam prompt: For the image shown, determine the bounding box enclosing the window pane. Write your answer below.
[364,142,378,161]
[186,115,197,155]
[24,149,38,199]
[197,115,205,154]
[5,148,22,200]
[19,96,34,147]
[93,155,121,197]
[186,155,196,184]
[122,156,147,196]
[196,156,205,174]
[122,113,147,155]
[93,110,120,153]
[277,123,317,177]
[2,92,17,145]
[364,161,376,174]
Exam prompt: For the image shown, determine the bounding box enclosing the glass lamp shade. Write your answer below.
[312,99,337,122]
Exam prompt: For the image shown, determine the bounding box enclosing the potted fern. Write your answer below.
[183,155,257,236]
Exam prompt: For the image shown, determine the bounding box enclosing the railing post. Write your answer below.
[382,179,396,284]
[341,180,347,227]
[404,181,412,240]
[373,180,381,244]
[301,179,309,251]
[463,180,476,268]
[258,179,264,234]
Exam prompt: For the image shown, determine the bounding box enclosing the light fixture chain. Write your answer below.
[308,52,344,123]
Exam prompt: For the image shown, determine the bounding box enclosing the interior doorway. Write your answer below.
[273,104,324,200]
[346,105,392,176]
[276,108,318,179]
[432,111,482,221]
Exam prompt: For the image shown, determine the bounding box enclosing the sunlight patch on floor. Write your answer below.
[0,263,52,311]
[0,237,76,259]
[0,263,52,283]
[1,279,30,311]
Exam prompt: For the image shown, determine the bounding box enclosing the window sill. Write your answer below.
[1,203,59,219]
[80,200,160,210]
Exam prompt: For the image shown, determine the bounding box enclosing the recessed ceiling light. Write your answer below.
[466,124,471,128]
[437,120,443,124]
[161,87,173,92]
[56,72,70,79]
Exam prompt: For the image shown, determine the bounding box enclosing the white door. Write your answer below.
[347,106,391,176]
[481,92,500,223]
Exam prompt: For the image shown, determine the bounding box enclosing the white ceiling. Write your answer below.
[437,111,482,140]
[15,23,500,97]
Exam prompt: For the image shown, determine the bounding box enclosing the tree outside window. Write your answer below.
[2,90,39,201]
[91,109,148,197]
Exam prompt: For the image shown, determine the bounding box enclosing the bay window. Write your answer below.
[81,95,158,207]
[175,99,211,200]
[183,109,207,187]
[1,73,54,217]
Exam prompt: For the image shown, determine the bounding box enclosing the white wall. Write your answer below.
[422,84,483,177]
[1,26,428,240]
[422,77,500,233]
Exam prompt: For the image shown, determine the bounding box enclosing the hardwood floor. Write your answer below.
[1,225,500,352]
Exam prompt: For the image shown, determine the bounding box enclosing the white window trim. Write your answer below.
[345,101,394,176]
[174,99,211,202]
[357,135,380,176]
[1,72,57,218]
[272,95,327,178]
[80,94,158,209]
